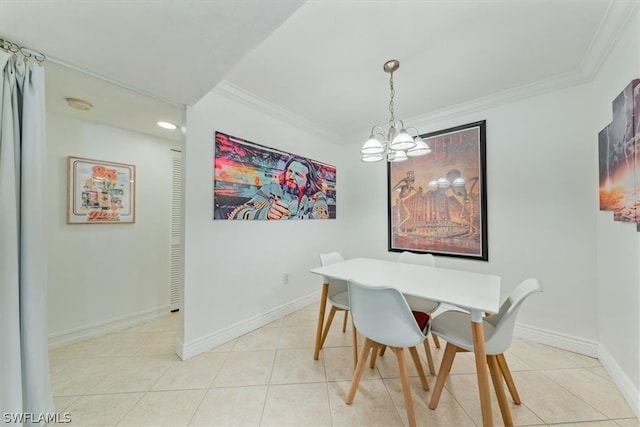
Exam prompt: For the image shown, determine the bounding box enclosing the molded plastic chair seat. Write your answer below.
[404,295,439,313]
[377,251,440,374]
[429,278,542,427]
[431,311,499,352]
[328,290,349,310]
[346,280,430,427]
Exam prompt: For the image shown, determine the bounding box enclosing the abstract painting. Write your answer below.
[598,79,640,230]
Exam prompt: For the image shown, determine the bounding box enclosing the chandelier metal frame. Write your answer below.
[361,60,431,162]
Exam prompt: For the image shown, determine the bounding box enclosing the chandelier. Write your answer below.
[361,60,431,162]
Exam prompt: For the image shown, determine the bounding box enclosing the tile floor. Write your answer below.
[47,304,639,426]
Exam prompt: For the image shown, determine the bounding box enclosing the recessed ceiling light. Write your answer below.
[65,97,93,111]
[157,121,178,130]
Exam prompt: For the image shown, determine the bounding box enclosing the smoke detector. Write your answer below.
[65,97,93,111]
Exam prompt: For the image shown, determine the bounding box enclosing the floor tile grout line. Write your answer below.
[113,389,147,426]
[258,320,285,426]
[48,308,638,426]
[441,379,481,426]
[536,368,619,421]
[205,349,233,389]
[184,388,210,427]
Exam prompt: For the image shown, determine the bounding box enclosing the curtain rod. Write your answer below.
[0,36,184,109]
[0,38,46,63]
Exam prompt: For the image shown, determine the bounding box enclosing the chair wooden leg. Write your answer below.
[429,342,458,409]
[342,310,348,332]
[392,347,417,427]
[423,339,436,375]
[487,355,514,427]
[431,332,441,349]
[497,353,521,404]
[346,338,374,404]
[379,345,387,357]
[369,343,378,368]
[319,306,338,348]
[369,344,389,368]
[408,346,429,391]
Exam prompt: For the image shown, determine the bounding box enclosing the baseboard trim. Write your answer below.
[512,323,638,418]
[178,292,319,360]
[514,323,599,358]
[48,305,171,349]
[598,345,640,418]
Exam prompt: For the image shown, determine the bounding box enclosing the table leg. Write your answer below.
[351,317,358,368]
[313,282,329,360]
[471,310,494,427]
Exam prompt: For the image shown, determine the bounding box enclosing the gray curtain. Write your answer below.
[0,50,54,426]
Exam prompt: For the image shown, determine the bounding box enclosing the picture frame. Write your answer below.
[598,79,640,231]
[213,131,336,220]
[388,120,488,260]
[67,156,136,224]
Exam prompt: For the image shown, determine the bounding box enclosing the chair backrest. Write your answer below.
[484,278,542,354]
[398,251,438,313]
[398,251,436,267]
[319,252,347,297]
[347,280,426,348]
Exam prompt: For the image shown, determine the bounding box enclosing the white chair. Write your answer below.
[317,252,358,366]
[393,251,440,374]
[397,251,439,314]
[428,278,542,426]
[345,280,430,427]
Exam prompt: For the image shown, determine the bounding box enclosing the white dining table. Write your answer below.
[310,257,501,427]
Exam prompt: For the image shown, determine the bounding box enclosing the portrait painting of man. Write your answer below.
[213,132,336,220]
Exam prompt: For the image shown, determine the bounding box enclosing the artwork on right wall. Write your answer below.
[598,79,640,231]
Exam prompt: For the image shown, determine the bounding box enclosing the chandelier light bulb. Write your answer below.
[390,129,416,151]
[360,136,385,155]
[407,137,431,157]
[362,153,385,162]
[389,150,408,162]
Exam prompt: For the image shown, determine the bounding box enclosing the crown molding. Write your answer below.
[407,0,639,126]
[214,80,341,143]
[405,71,588,126]
[216,2,638,142]
[580,0,640,79]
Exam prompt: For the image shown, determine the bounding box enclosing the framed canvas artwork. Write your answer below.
[213,131,336,220]
[67,156,136,224]
[388,120,488,260]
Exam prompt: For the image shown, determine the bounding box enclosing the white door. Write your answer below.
[170,151,182,312]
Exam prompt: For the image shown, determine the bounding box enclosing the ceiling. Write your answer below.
[0,0,635,144]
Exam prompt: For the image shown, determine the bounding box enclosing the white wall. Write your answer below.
[178,10,639,412]
[593,9,640,410]
[343,83,599,347]
[180,91,343,357]
[341,7,640,414]
[47,113,179,345]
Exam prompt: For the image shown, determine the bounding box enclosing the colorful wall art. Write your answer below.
[67,156,136,224]
[213,132,336,220]
[598,79,640,231]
